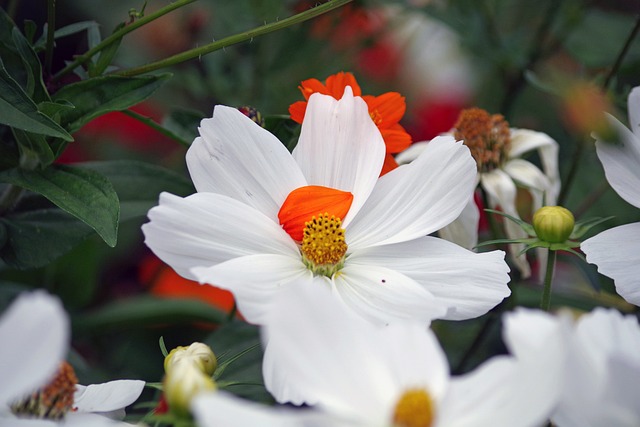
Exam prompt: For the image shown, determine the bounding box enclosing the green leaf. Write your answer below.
[52,73,171,133]
[0,208,93,269]
[34,21,100,51]
[79,160,194,222]
[0,164,119,247]
[162,108,204,143]
[0,56,73,141]
[12,128,55,168]
[12,27,49,102]
[91,22,125,77]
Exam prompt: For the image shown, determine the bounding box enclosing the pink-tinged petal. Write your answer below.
[335,264,447,325]
[188,106,306,220]
[350,237,510,321]
[73,380,145,414]
[293,88,385,225]
[594,114,640,209]
[438,195,480,250]
[0,291,69,406]
[509,128,560,203]
[582,223,640,307]
[191,254,310,325]
[481,169,531,278]
[143,192,298,280]
[347,136,477,249]
[628,86,640,139]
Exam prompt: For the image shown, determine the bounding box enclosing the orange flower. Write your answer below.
[289,72,411,175]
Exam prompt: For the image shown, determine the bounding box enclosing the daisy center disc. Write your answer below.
[300,212,347,277]
[392,388,435,427]
[12,361,78,420]
[453,107,511,173]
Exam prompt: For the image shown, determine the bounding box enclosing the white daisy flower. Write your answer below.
[142,88,511,326]
[581,86,640,306]
[0,291,145,426]
[397,108,560,278]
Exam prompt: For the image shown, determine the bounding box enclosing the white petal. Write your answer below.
[292,88,385,225]
[509,128,560,203]
[188,105,306,219]
[62,412,138,426]
[347,136,477,249]
[0,291,69,405]
[73,380,145,414]
[394,141,428,165]
[191,254,310,324]
[143,192,298,280]
[628,86,640,139]
[481,169,531,278]
[438,195,480,250]
[335,263,447,324]
[594,113,640,209]
[581,223,640,306]
[503,158,551,208]
[350,237,510,320]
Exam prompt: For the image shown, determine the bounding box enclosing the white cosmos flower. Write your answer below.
[142,87,510,326]
[581,87,640,307]
[0,291,145,426]
[396,114,560,278]
[194,284,563,427]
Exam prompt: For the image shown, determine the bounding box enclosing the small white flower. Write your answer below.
[581,86,640,307]
[143,88,510,326]
[0,291,145,426]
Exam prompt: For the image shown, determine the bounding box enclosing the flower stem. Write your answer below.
[540,249,556,311]
[121,109,190,148]
[115,0,353,77]
[603,14,640,90]
[45,0,56,75]
[51,0,197,82]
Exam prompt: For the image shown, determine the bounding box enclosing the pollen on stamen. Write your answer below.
[453,107,511,173]
[300,212,347,277]
[393,388,435,427]
[12,361,78,420]
[370,109,383,126]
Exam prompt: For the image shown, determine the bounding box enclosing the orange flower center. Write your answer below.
[453,107,511,173]
[393,388,435,427]
[12,361,78,420]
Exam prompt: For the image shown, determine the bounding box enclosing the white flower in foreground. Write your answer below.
[581,87,640,306]
[219,284,563,427]
[143,88,510,326]
[0,291,145,426]
[397,108,560,278]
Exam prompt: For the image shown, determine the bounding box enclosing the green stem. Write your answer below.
[45,0,56,75]
[604,14,640,90]
[121,109,190,148]
[115,0,353,77]
[481,188,503,241]
[51,0,197,81]
[557,137,584,206]
[540,249,557,311]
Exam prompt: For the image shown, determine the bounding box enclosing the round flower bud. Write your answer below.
[533,206,575,243]
[164,361,216,418]
[164,342,217,375]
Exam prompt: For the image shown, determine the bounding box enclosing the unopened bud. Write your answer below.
[533,206,575,243]
[164,342,217,376]
[238,106,265,127]
[163,361,216,418]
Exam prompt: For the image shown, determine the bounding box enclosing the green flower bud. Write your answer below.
[533,206,575,243]
[164,342,217,375]
[164,361,216,418]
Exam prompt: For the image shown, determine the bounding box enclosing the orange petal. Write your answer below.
[289,101,307,124]
[380,153,399,176]
[363,92,406,127]
[381,124,412,153]
[299,78,330,99]
[278,185,354,242]
[325,72,362,97]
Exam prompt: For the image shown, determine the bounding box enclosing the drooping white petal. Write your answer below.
[188,106,306,220]
[628,86,640,139]
[292,88,385,225]
[191,254,310,324]
[350,237,510,320]
[0,291,69,406]
[143,192,298,280]
[73,380,145,414]
[480,169,531,278]
[503,158,551,209]
[347,136,477,249]
[581,222,640,307]
[594,114,640,209]
[509,128,560,203]
[335,263,447,325]
[437,195,480,250]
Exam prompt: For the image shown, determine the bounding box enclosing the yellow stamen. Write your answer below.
[393,388,435,427]
[370,109,383,126]
[453,107,511,172]
[300,212,347,277]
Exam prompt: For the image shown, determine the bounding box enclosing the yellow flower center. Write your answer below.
[12,361,78,420]
[393,388,435,427]
[370,109,383,126]
[453,107,511,173]
[300,212,347,277]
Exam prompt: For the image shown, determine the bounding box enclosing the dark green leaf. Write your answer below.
[12,27,49,102]
[12,128,54,168]
[0,164,119,247]
[162,109,204,143]
[34,21,101,51]
[52,73,171,133]
[91,22,125,77]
